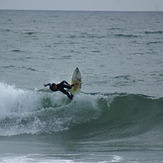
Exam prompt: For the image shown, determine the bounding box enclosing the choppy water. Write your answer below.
[0,10,163,163]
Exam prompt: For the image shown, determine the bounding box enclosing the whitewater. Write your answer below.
[0,82,110,135]
[0,10,163,163]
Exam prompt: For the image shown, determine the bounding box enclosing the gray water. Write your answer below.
[0,10,163,163]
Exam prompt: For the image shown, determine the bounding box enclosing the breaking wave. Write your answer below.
[0,82,163,138]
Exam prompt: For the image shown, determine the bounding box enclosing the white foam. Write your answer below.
[0,155,77,163]
[0,82,113,136]
[0,153,124,163]
[0,82,40,119]
[0,83,25,118]
[0,82,43,135]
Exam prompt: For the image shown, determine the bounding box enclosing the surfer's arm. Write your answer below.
[44,83,51,87]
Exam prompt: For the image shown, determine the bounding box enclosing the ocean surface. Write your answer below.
[0,10,163,163]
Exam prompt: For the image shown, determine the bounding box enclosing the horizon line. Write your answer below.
[0,8,163,12]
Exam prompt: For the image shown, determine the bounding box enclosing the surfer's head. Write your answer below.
[50,83,57,91]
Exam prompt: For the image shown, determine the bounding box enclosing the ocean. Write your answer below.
[0,10,163,163]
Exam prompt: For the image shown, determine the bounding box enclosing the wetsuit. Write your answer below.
[49,81,73,100]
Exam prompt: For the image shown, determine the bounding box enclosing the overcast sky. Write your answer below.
[0,0,163,11]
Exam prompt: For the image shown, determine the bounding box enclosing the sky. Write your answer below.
[0,0,163,11]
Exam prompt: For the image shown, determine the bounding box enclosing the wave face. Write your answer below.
[0,82,163,138]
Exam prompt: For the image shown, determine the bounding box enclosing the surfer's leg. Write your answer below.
[70,93,74,100]
[63,84,73,89]
[60,89,73,100]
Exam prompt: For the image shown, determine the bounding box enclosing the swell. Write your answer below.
[0,82,163,138]
[67,94,163,140]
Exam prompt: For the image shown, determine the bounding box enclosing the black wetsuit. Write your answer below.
[49,81,73,100]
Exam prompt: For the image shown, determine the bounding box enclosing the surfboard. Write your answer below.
[71,67,82,96]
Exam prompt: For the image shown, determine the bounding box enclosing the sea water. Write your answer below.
[0,10,163,163]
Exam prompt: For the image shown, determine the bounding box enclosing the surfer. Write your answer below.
[44,81,75,100]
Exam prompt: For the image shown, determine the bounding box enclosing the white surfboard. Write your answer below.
[71,67,82,95]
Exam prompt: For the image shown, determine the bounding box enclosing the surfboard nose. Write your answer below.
[76,67,79,72]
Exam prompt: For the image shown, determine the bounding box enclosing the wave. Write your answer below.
[11,49,24,53]
[115,34,140,38]
[24,31,37,35]
[147,41,162,45]
[144,31,163,34]
[0,82,163,138]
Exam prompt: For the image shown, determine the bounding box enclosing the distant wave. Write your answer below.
[0,29,12,32]
[69,33,106,39]
[107,27,121,31]
[24,31,37,35]
[11,49,24,53]
[115,34,140,38]
[147,41,162,45]
[144,31,163,34]
[0,82,163,138]
[68,33,141,39]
